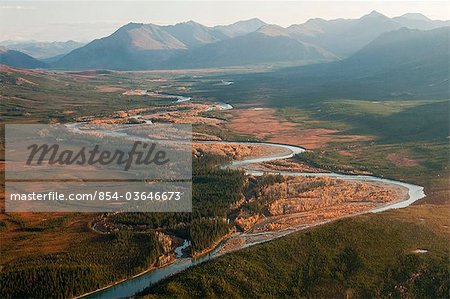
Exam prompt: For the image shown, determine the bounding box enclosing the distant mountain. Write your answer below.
[338,26,449,76]
[255,24,291,37]
[287,11,402,56]
[53,19,335,70]
[264,26,450,100]
[163,21,225,47]
[53,23,188,70]
[40,54,66,64]
[0,47,47,68]
[168,28,336,68]
[393,13,450,30]
[287,10,450,57]
[213,18,267,38]
[0,40,84,59]
[49,13,449,70]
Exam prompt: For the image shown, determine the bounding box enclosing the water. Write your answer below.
[85,241,222,299]
[82,141,425,299]
[74,99,426,298]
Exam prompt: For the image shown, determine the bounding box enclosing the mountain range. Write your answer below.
[0,40,85,60]
[0,11,448,71]
[229,26,449,101]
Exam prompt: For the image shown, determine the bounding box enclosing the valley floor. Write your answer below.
[0,67,448,298]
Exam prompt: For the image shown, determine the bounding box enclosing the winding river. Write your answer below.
[75,99,425,299]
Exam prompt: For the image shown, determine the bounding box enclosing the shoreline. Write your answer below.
[67,101,426,299]
[74,251,180,299]
[80,156,425,298]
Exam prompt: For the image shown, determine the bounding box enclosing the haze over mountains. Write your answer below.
[0,11,448,71]
[227,26,449,101]
[52,18,285,69]
[0,47,48,69]
[286,10,449,56]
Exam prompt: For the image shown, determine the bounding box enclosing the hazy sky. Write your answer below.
[1,1,449,42]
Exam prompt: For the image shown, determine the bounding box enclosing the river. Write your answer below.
[74,99,425,299]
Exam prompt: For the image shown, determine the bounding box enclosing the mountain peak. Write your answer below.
[0,48,48,68]
[304,18,327,25]
[399,13,431,21]
[116,22,145,33]
[241,18,265,25]
[180,20,203,26]
[256,24,289,37]
[125,22,144,27]
[361,10,388,19]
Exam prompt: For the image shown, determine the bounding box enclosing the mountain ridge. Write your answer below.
[1,12,448,70]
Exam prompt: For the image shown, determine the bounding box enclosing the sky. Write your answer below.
[0,1,449,42]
